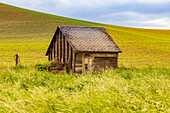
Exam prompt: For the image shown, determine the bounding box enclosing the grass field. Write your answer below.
[0,3,170,112]
[0,66,169,112]
[0,3,170,67]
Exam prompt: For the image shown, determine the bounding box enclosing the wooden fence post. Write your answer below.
[15,54,19,66]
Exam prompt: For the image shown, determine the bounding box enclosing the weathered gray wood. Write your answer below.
[60,30,62,62]
[49,48,52,60]
[56,32,59,60]
[94,53,118,57]
[48,53,50,61]
[58,31,60,61]
[75,67,82,73]
[65,39,67,62]
[75,61,82,64]
[75,53,82,64]
[63,35,65,62]
[82,53,84,73]
[75,64,82,67]
[75,53,82,72]
[72,52,75,72]
[69,45,72,71]
[53,41,55,58]
[55,35,57,59]
[67,41,69,62]
[52,46,54,60]
[93,56,118,70]
[49,52,51,61]
[116,54,118,69]
[50,49,52,61]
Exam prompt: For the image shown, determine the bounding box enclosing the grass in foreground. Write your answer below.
[0,65,169,112]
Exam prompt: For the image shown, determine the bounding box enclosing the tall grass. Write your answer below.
[0,65,169,112]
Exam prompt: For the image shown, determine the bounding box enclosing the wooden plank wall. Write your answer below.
[59,30,62,62]
[48,50,50,61]
[73,53,118,73]
[48,33,58,61]
[69,46,72,71]
[50,48,52,60]
[72,51,75,72]
[75,53,83,73]
[65,38,67,62]
[67,41,69,62]
[48,29,75,72]
[93,53,118,72]
[53,41,55,58]
[62,36,65,63]
[55,32,58,60]
[56,32,59,60]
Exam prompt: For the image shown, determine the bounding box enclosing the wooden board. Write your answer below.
[75,53,82,73]
[62,35,65,62]
[93,57,118,71]
[65,39,67,62]
[75,67,82,73]
[69,45,72,71]
[94,53,118,57]
[60,31,62,62]
[58,30,60,61]
[75,64,82,67]
[75,53,82,64]
[72,51,75,72]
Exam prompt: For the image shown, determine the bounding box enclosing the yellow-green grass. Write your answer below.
[0,66,169,112]
[0,3,170,67]
[105,26,170,67]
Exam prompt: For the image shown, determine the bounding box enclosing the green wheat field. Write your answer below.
[0,3,170,112]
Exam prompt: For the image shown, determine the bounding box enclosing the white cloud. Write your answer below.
[98,11,170,29]
[1,0,170,9]
[143,17,170,29]
[56,0,170,6]
[137,0,170,4]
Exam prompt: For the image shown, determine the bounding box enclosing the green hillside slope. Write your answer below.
[0,3,170,67]
[0,3,99,37]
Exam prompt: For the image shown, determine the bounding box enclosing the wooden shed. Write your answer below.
[45,26,121,73]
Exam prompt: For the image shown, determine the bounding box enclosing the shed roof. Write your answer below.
[46,26,121,55]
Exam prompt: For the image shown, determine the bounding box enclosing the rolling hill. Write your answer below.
[0,3,170,67]
[0,3,170,112]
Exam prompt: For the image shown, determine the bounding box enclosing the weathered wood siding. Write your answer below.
[48,29,76,72]
[93,53,118,72]
[47,29,119,73]
[74,53,118,73]
[75,53,83,73]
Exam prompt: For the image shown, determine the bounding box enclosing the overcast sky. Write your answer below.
[1,0,170,29]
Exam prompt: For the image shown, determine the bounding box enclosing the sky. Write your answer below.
[1,0,170,29]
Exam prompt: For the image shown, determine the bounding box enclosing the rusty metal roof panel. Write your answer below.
[60,26,121,53]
